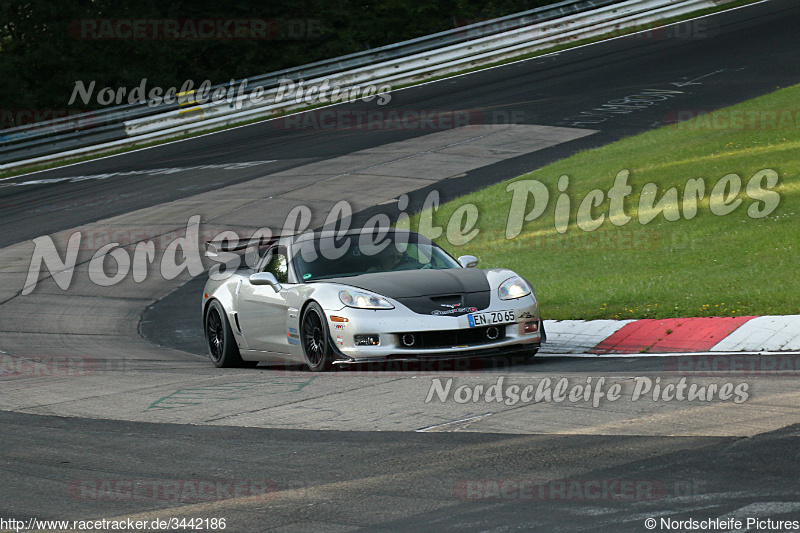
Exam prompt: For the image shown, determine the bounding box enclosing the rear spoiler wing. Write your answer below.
[204,237,277,258]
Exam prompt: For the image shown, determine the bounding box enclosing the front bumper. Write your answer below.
[325,295,543,361]
[330,341,539,365]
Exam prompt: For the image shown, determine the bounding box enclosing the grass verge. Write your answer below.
[407,84,799,320]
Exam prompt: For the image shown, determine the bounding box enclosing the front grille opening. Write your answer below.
[395,326,506,349]
[430,294,462,306]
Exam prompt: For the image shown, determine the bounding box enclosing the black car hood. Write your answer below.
[323,268,490,299]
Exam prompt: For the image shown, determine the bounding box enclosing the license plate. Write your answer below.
[468,310,515,327]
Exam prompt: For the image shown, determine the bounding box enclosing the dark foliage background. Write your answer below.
[0,0,559,120]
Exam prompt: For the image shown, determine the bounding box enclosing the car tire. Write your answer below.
[205,300,253,368]
[301,302,334,372]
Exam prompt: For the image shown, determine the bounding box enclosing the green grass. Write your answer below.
[0,0,762,180]
[407,84,800,320]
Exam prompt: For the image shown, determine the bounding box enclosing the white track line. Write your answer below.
[538,350,800,358]
[416,413,493,432]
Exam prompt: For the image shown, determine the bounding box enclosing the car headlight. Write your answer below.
[498,276,531,300]
[339,289,394,309]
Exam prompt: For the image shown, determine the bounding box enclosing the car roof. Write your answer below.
[286,227,420,245]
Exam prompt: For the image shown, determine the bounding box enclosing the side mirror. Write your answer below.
[249,272,282,291]
[457,255,478,268]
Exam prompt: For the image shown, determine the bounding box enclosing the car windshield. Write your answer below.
[291,232,461,281]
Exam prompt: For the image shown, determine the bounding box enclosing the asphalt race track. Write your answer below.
[3,0,800,245]
[2,2,800,531]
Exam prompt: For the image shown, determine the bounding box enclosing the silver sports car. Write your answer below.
[202,229,545,371]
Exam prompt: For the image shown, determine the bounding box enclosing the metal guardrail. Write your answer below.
[1,0,736,169]
[0,0,621,165]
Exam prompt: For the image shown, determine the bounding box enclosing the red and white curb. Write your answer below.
[541,315,800,355]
